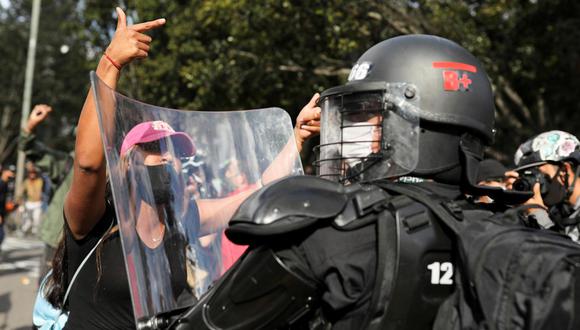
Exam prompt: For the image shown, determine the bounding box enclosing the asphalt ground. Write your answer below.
[0,235,44,330]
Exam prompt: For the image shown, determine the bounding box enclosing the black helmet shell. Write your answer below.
[342,34,495,143]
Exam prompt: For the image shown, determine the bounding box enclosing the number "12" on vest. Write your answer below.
[427,261,454,285]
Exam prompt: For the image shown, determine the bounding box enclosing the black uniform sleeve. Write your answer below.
[275,222,378,329]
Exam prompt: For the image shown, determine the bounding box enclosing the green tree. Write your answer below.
[0,0,92,164]
[0,0,30,163]
[83,1,580,165]
[5,1,579,167]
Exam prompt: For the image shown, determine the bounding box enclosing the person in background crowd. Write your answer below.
[21,164,44,236]
[19,103,74,278]
[474,159,517,204]
[513,130,580,242]
[219,158,253,271]
[220,159,249,195]
[0,166,15,257]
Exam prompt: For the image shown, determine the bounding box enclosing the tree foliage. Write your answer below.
[2,0,580,166]
[0,0,91,164]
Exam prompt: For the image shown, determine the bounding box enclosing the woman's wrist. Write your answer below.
[96,55,122,88]
[103,52,122,71]
[98,55,121,73]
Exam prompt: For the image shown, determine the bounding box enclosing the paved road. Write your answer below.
[0,235,44,330]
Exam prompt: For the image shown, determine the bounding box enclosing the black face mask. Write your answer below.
[145,164,178,205]
[543,170,568,207]
[543,166,580,228]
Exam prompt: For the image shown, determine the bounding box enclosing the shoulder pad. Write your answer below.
[226,176,348,245]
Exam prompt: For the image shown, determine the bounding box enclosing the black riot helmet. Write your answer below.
[316,34,495,188]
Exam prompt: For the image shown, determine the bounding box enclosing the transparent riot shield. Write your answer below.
[90,72,303,329]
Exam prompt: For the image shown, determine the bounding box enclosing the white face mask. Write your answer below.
[341,122,377,167]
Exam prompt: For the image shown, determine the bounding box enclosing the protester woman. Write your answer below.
[39,7,320,329]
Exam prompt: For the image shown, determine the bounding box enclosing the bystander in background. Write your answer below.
[0,166,15,258]
[19,104,73,278]
[513,130,580,242]
[21,164,44,236]
[474,159,517,204]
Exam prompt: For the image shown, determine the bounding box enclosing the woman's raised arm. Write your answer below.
[65,7,165,239]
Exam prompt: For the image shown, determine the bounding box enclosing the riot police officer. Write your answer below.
[169,34,505,330]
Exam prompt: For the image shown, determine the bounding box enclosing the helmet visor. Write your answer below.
[316,83,420,183]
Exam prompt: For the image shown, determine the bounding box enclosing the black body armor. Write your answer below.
[171,176,459,329]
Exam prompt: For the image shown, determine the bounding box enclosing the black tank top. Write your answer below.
[63,206,134,329]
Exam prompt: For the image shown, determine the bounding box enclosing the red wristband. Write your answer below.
[104,52,122,71]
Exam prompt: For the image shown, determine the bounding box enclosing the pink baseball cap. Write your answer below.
[120,120,196,157]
